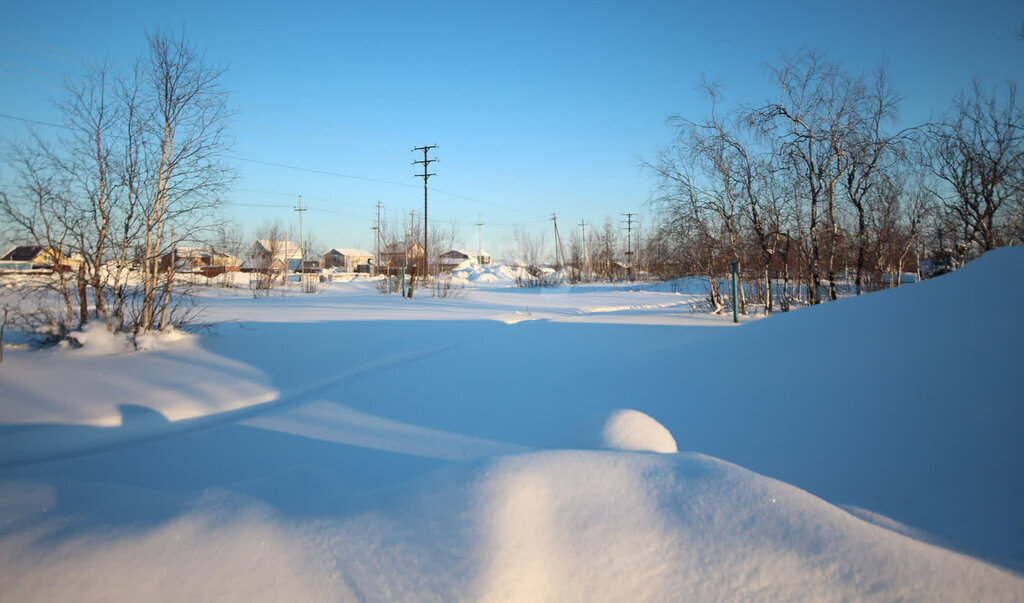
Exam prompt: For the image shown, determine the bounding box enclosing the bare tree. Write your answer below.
[511,225,546,275]
[843,66,914,294]
[1,143,79,333]
[652,82,747,308]
[428,220,458,275]
[754,49,863,302]
[53,62,121,329]
[926,80,1024,259]
[250,221,287,295]
[136,31,235,331]
[1,31,234,341]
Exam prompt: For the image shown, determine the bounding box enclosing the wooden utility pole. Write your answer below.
[476,215,484,262]
[412,145,438,276]
[372,200,382,275]
[578,219,588,271]
[294,195,307,274]
[552,213,566,270]
[622,213,637,280]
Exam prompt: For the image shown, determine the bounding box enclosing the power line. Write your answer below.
[228,155,421,189]
[0,107,534,220]
[0,32,566,220]
[0,32,408,145]
[0,70,63,90]
[234,97,408,146]
[0,60,65,81]
[0,112,63,128]
[223,200,370,220]
[0,31,535,218]
[0,32,118,69]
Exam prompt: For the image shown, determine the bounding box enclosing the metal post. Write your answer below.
[731,261,739,324]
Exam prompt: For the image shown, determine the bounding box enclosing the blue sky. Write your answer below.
[2,0,1021,257]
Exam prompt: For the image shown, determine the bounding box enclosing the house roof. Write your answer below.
[327,248,373,257]
[442,249,490,258]
[172,246,209,256]
[1,246,46,262]
[253,240,301,258]
[381,240,425,254]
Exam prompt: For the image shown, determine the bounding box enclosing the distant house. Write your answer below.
[323,248,374,273]
[241,240,302,272]
[440,249,491,269]
[380,240,425,271]
[159,247,240,274]
[0,245,81,271]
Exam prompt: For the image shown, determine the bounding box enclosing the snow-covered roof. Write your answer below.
[382,240,424,254]
[327,248,373,257]
[441,249,490,259]
[172,246,209,256]
[253,240,301,259]
[169,247,236,259]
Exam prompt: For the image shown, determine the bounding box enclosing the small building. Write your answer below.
[380,240,425,272]
[0,245,81,271]
[323,248,373,273]
[440,249,491,269]
[159,247,240,273]
[241,240,302,272]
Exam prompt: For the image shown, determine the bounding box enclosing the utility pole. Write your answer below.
[404,209,415,297]
[552,213,566,270]
[412,144,438,276]
[372,200,382,276]
[578,219,588,272]
[622,213,637,280]
[294,195,307,275]
[475,215,484,263]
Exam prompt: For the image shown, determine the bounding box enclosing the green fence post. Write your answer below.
[731,261,739,324]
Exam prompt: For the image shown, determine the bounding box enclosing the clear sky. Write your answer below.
[1,0,1021,258]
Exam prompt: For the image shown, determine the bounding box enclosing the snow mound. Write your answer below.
[65,321,132,355]
[601,409,677,453]
[448,263,529,285]
[312,450,1024,600]
[555,409,678,453]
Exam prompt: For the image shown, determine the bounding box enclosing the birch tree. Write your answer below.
[1,31,233,339]
[136,31,234,331]
[927,80,1024,259]
[754,50,861,303]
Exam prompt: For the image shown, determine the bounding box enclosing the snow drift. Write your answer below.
[629,247,1024,568]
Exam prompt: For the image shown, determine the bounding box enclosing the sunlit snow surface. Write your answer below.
[1,253,1022,600]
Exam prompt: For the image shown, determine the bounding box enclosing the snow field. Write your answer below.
[0,251,1022,600]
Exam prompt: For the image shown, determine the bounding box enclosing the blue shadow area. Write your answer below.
[0,318,717,546]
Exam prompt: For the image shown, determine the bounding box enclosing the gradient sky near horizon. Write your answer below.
[2,0,1021,257]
